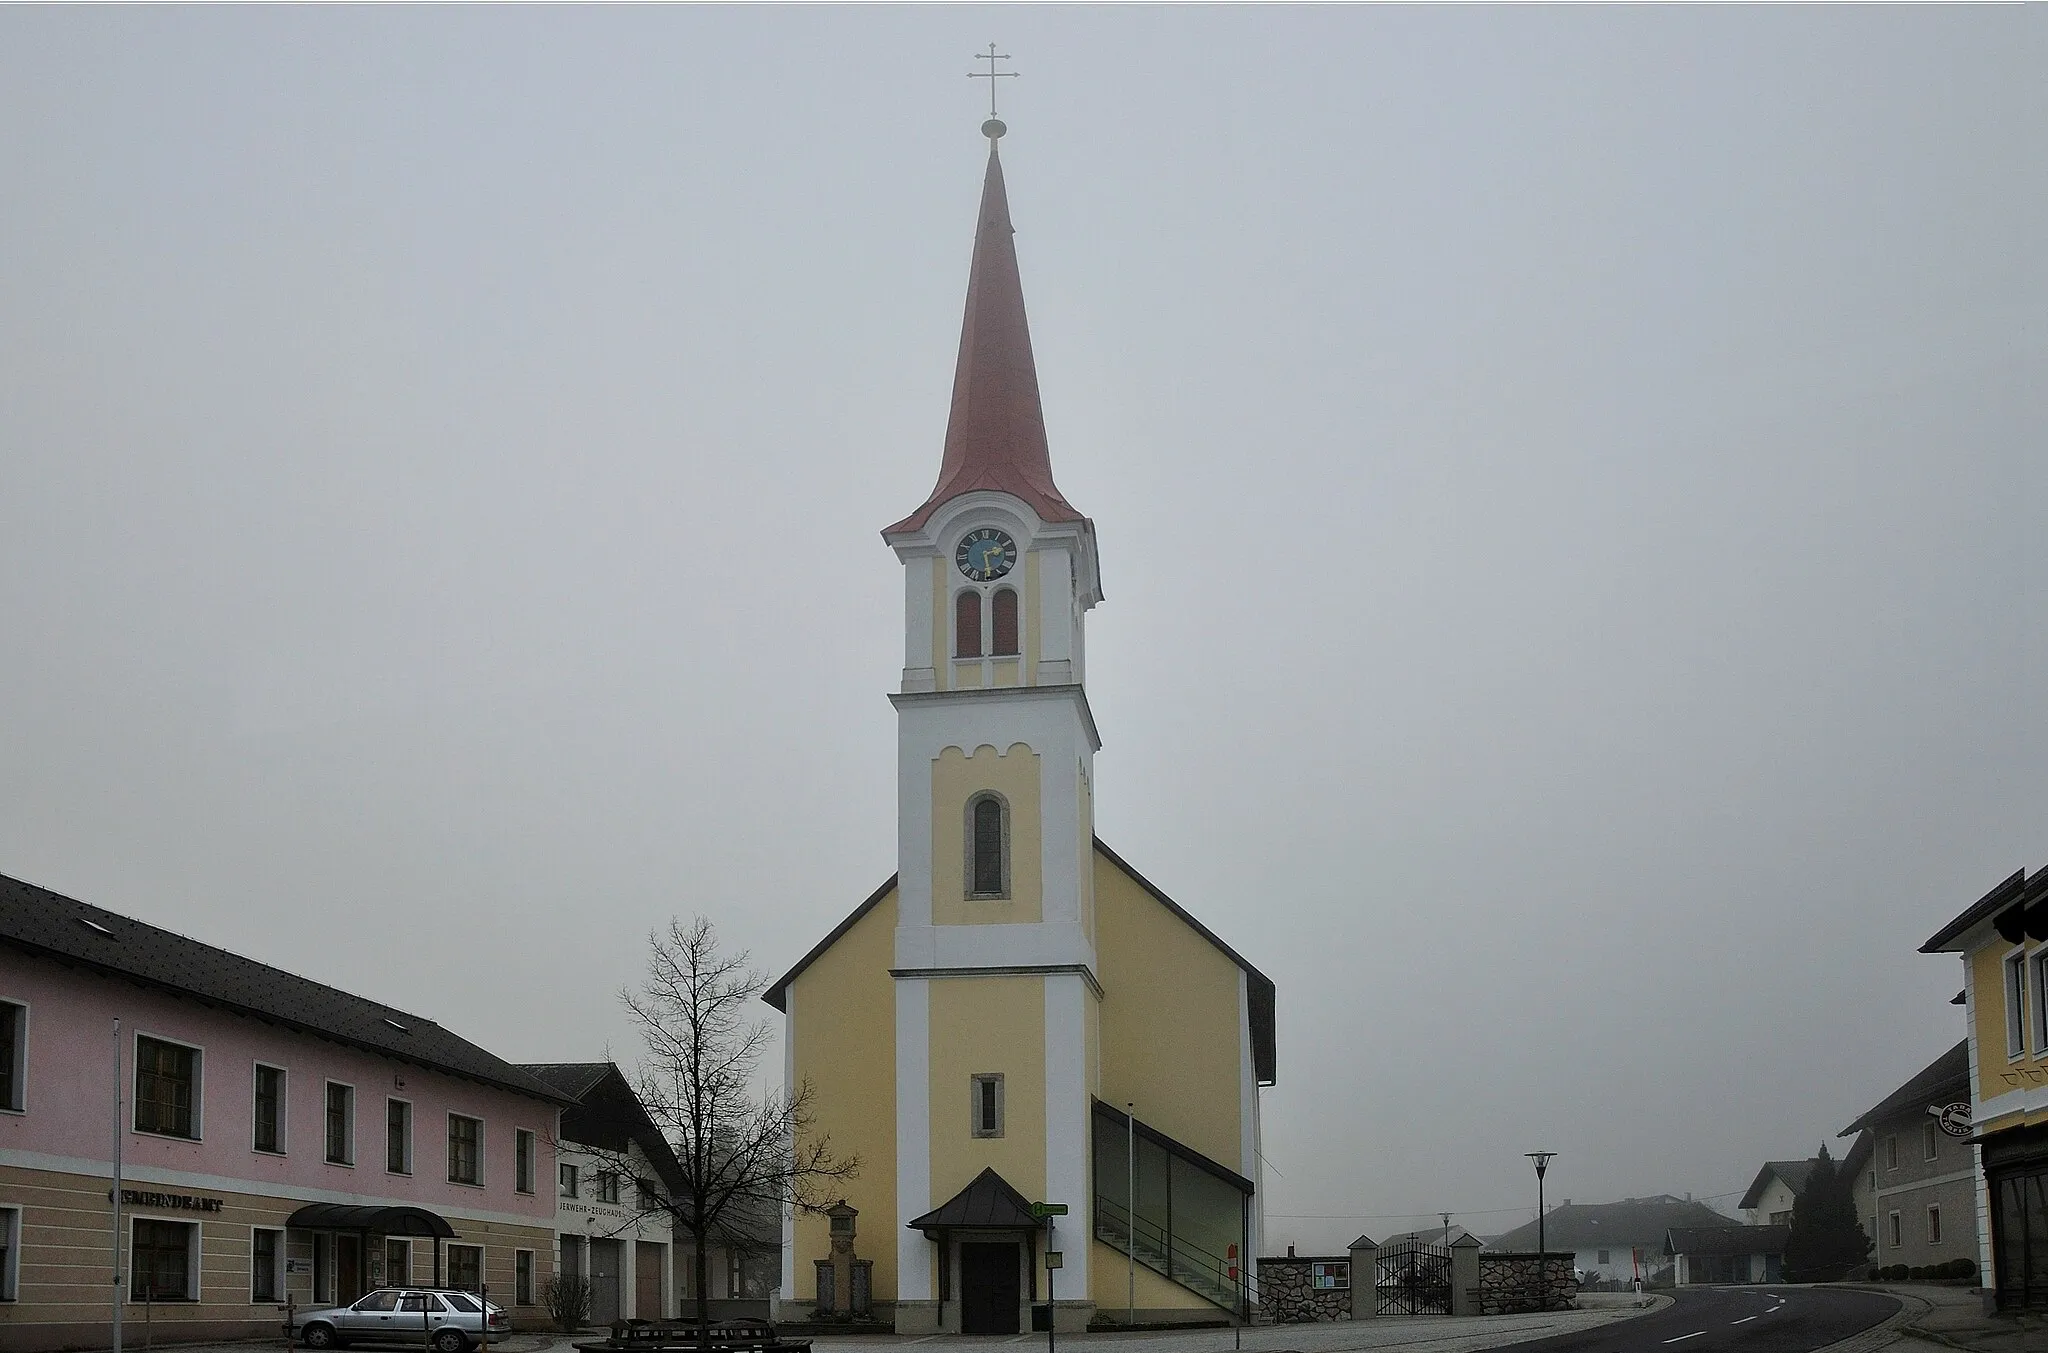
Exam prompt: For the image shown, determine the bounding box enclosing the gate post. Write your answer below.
[1449,1237,1481,1317]
[1347,1238,1377,1320]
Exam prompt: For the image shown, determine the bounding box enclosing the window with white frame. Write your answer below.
[386,1237,411,1287]
[0,1206,19,1300]
[515,1129,536,1195]
[132,1218,198,1301]
[966,795,1009,899]
[448,1114,482,1185]
[970,1073,1004,1138]
[559,1163,579,1199]
[595,1170,620,1205]
[253,1065,285,1154]
[514,1249,535,1306]
[325,1083,355,1164]
[313,1233,332,1303]
[2006,950,2028,1058]
[2034,950,2048,1056]
[0,1001,25,1112]
[251,1227,283,1303]
[447,1244,482,1294]
[1928,1205,1943,1244]
[387,1099,412,1174]
[1885,1134,1899,1170]
[1887,1211,1902,1248]
[1923,1121,1939,1161]
[134,1036,200,1139]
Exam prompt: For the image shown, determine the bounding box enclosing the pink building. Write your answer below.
[0,872,569,1352]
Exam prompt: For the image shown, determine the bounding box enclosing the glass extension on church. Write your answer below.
[1092,1102,1248,1310]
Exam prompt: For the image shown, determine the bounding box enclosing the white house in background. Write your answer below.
[1488,1197,1736,1287]
[1739,1161,1814,1227]
[520,1063,683,1324]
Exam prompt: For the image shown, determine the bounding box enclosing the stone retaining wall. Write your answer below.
[1256,1256,1352,1322]
[1476,1253,1578,1315]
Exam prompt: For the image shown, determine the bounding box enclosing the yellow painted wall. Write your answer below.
[1094,848,1244,1173]
[1088,1239,1214,1311]
[931,744,1043,924]
[991,659,1020,688]
[1972,940,2046,1101]
[927,975,1047,1208]
[788,889,899,1301]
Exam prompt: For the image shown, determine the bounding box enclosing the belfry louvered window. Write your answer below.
[956,591,983,658]
[969,795,1007,897]
[991,588,1020,655]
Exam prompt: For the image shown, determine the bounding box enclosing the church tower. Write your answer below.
[765,117,1273,1340]
[879,120,1106,1332]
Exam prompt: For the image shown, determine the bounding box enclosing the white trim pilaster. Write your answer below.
[1044,973,1090,1294]
[896,977,933,1301]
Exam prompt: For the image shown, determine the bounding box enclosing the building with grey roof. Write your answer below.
[0,869,568,1351]
[1488,1196,1737,1288]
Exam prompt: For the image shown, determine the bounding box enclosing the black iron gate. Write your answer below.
[1375,1240,1452,1316]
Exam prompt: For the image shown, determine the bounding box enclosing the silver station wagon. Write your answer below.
[289,1288,509,1353]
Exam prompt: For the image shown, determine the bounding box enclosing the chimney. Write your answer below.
[1287,1244,1296,1258]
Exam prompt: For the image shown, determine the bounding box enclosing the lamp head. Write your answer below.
[1526,1151,1556,1178]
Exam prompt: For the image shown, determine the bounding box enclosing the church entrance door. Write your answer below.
[959,1243,1021,1334]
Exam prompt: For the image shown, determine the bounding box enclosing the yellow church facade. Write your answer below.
[763,124,1277,1335]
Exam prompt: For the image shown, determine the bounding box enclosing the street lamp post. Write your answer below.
[1525,1153,1555,1312]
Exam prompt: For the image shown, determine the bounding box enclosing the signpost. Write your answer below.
[1032,1204,1068,1353]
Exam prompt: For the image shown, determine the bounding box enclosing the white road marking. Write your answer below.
[1663,1332,1706,1343]
[1731,1316,1757,1324]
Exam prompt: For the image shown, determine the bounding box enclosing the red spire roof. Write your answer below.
[884,141,1083,536]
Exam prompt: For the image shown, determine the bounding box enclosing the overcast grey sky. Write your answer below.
[2,6,2041,1251]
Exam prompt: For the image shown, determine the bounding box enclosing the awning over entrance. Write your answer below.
[286,1203,457,1237]
[907,1167,1037,1235]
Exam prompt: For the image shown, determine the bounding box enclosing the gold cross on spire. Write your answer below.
[968,43,1017,119]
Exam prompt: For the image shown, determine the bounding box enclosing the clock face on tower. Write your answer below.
[955,528,1017,582]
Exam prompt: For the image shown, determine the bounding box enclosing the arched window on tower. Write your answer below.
[968,794,1008,898]
[955,590,983,658]
[991,588,1020,656]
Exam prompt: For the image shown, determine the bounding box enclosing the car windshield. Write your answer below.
[441,1293,480,1313]
[355,1291,402,1312]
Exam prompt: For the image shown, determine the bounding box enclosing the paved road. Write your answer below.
[1490,1288,1898,1353]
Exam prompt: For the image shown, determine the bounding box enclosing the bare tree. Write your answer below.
[600,917,855,1336]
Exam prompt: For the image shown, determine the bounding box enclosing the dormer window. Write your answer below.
[956,590,983,658]
[991,588,1020,656]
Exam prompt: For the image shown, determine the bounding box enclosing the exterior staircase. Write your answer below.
[1093,1197,1244,1316]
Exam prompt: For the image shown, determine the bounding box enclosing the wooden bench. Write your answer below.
[572,1319,812,1353]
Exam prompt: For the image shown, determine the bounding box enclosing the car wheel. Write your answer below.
[301,1324,338,1350]
[432,1328,469,1353]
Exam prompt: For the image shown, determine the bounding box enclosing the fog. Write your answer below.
[2,7,2040,1250]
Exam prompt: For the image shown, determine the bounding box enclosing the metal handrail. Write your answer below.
[1093,1196,1245,1314]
